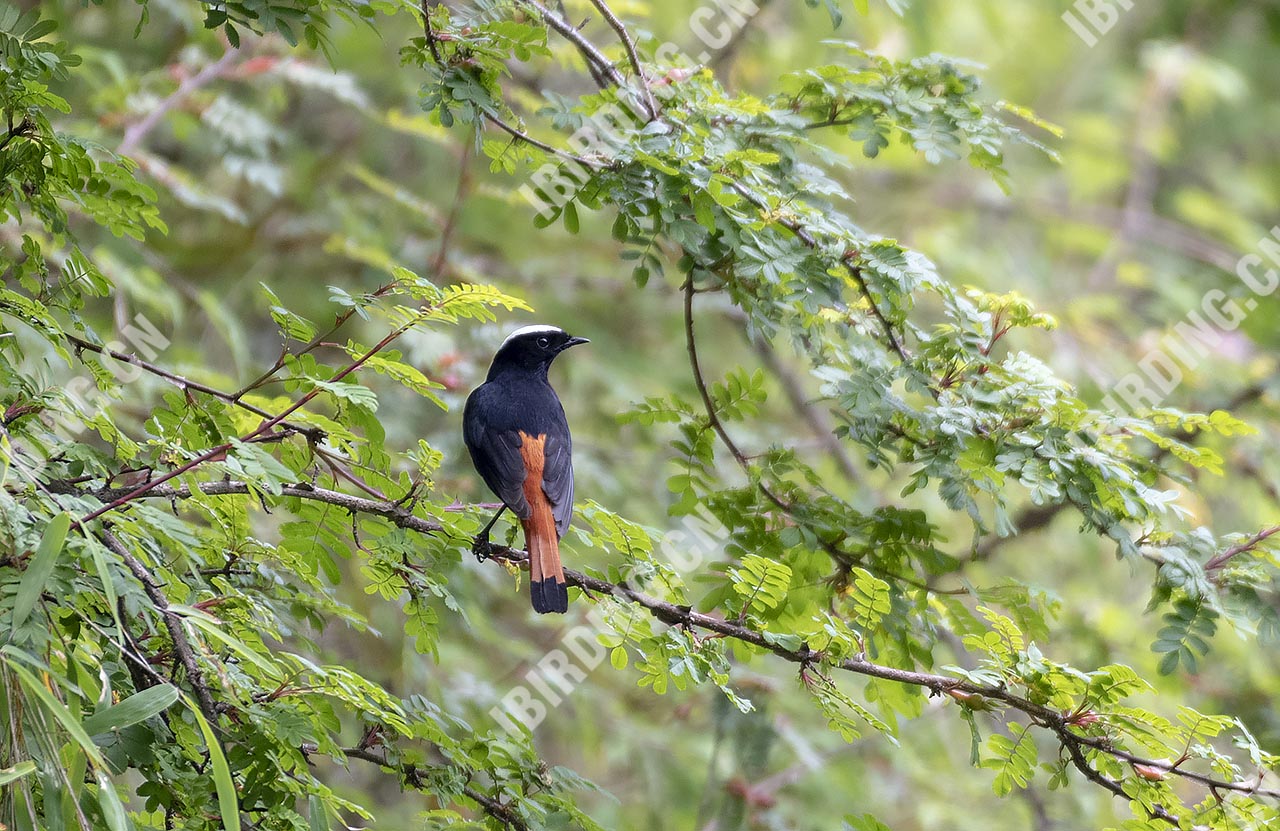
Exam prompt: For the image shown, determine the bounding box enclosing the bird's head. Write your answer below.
[488,324,589,376]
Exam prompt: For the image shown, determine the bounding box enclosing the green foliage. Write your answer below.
[1,1,1278,830]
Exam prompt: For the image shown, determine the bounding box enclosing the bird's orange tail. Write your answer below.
[519,432,568,614]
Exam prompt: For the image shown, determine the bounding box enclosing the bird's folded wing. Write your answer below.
[542,432,575,537]
[465,425,531,518]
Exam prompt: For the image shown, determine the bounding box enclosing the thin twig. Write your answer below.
[55,480,444,537]
[119,45,240,156]
[1205,525,1280,572]
[583,0,657,119]
[77,307,437,528]
[341,747,531,830]
[728,181,911,363]
[62,333,323,440]
[521,0,625,89]
[415,2,600,169]
[232,279,399,400]
[431,130,475,277]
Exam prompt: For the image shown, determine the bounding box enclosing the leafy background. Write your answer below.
[1,0,1278,830]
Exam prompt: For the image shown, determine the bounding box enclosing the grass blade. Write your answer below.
[95,770,132,831]
[0,759,37,785]
[9,513,71,637]
[183,692,238,830]
[81,684,179,736]
[2,650,107,771]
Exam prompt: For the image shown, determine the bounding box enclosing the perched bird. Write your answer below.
[463,325,588,613]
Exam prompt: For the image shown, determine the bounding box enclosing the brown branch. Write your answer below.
[583,0,657,119]
[684,278,750,467]
[841,253,911,364]
[521,0,625,89]
[727,182,911,363]
[341,747,530,830]
[50,477,1280,811]
[232,278,399,400]
[61,333,324,441]
[488,542,1280,814]
[76,308,436,528]
[1205,525,1280,572]
[119,44,240,156]
[64,329,391,499]
[687,281,958,595]
[431,130,475,278]
[54,480,444,537]
[99,528,221,724]
[416,2,600,169]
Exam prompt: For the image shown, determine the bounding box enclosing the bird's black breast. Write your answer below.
[463,371,575,535]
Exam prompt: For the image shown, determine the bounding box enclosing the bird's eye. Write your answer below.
[537,336,551,349]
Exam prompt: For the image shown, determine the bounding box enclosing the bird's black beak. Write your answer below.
[559,336,590,352]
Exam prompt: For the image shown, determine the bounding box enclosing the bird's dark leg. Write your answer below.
[472,505,507,562]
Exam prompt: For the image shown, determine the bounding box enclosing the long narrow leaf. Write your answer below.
[95,770,132,831]
[85,536,125,644]
[10,513,71,635]
[183,693,238,830]
[0,760,37,785]
[81,684,179,736]
[2,656,107,771]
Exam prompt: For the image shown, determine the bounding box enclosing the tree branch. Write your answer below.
[583,0,658,119]
[52,479,1280,814]
[1205,525,1280,572]
[75,306,438,528]
[62,332,324,441]
[416,1,601,169]
[341,747,530,830]
[54,480,444,536]
[99,528,221,724]
[119,44,240,156]
[521,0,625,89]
[728,182,912,363]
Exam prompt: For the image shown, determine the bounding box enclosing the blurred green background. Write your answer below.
[18,0,1280,827]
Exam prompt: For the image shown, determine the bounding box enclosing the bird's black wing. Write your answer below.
[463,391,530,518]
[541,431,575,537]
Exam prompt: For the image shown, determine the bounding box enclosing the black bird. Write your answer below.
[463,325,588,613]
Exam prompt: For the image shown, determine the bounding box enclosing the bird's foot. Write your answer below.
[472,536,493,563]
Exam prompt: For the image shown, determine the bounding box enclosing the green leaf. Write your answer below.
[0,760,37,785]
[308,793,328,831]
[81,684,180,735]
[183,693,238,830]
[95,770,132,831]
[1,648,108,771]
[9,513,71,635]
[983,724,1037,795]
[729,555,793,611]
